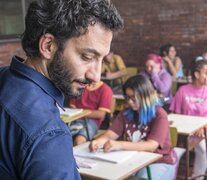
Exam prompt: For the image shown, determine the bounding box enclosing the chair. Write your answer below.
[126,67,138,78]
[170,127,186,179]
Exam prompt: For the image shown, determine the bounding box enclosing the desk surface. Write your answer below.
[168,114,207,135]
[77,150,162,180]
[61,110,91,123]
[113,94,124,100]
[172,76,192,83]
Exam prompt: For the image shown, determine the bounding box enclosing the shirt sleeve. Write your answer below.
[169,87,183,113]
[147,108,169,149]
[21,129,81,180]
[151,71,172,95]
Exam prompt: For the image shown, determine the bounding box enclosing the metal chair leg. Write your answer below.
[146,166,152,180]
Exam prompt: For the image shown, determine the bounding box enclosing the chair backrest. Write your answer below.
[126,67,138,78]
[170,126,186,180]
[170,126,178,147]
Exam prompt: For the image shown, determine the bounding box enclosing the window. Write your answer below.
[0,0,29,41]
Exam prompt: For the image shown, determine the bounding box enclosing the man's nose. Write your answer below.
[86,61,102,83]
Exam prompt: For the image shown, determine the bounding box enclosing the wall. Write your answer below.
[0,41,25,67]
[1,0,207,71]
[111,0,207,71]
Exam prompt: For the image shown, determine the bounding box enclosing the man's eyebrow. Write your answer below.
[82,48,101,56]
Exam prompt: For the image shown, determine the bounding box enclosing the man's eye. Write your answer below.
[82,55,93,61]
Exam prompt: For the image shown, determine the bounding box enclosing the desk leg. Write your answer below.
[185,136,190,180]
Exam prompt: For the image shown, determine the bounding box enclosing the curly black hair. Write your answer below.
[21,0,123,58]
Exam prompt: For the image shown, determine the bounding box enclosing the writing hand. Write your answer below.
[89,140,103,152]
[103,140,122,152]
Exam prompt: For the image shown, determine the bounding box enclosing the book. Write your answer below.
[73,142,137,164]
[59,107,83,117]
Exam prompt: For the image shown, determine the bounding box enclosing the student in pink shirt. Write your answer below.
[170,58,207,179]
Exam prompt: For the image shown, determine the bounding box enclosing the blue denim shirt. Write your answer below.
[0,56,81,180]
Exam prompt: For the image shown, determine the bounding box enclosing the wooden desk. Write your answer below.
[172,77,192,95]
[168,114,207,179]
[113,94,124,100]
[76,150,162,180]
[61,110,91,123]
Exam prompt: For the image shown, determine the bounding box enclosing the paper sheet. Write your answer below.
[59,107,83,117]
[73,142,137,164]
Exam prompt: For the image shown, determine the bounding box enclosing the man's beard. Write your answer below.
[48,50,90,98]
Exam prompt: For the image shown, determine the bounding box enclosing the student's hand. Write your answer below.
[151,65,160,74]
[89,140,103,152]
[105,71,113,78]
[194,128,205,138]
[103,140,122,152]
[163,56,170,63]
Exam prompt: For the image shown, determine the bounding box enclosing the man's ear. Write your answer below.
[39,33,57,60]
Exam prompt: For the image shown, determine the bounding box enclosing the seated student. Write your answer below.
[202,52,207,61]
[170,58,207,179]
[69,81,113,145]
[140,53,172,112]
[90,75,177,180]
[102,51,128,88]
[160,43,184,78]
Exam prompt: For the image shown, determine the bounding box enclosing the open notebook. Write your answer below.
[73,142,137,164]
[59,107,83,117]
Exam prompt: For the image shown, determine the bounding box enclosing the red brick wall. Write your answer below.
[1,0,207,71]
[0,41,25,67]
[111,0,207,71]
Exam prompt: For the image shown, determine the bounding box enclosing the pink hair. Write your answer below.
[145,53,163,64]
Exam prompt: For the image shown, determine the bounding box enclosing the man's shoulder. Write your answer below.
[1,77,66,137]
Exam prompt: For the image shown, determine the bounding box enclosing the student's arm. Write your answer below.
[89,130,119,152]
[102,139,159,152]
[105,55,127,79]
[85,110,106,121]
[164,56,182,77]
[105,70,126,79]
[151,71,172,95]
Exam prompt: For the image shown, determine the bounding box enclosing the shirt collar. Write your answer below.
[10,56,64,108]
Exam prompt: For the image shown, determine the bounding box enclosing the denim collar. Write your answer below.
[10,56,64,108]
